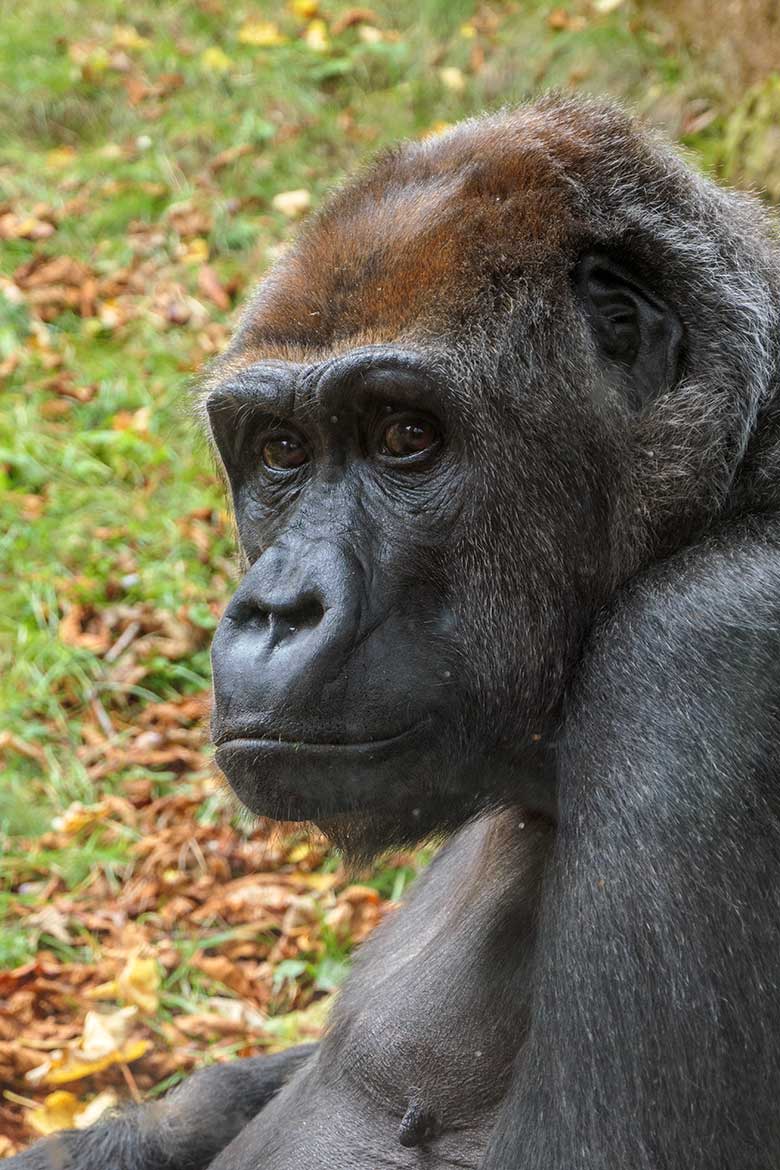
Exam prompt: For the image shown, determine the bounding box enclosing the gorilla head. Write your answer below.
[204,96,777,855]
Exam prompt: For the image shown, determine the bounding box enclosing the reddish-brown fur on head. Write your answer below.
[224,97,650,368]
[212,90,779,405]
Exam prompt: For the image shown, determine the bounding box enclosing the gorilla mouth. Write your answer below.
[213,724,435,827]
[213,725,424,751]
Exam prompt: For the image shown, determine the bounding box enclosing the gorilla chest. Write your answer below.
[217,956,521,1170]
[335,954,522,1129]
[210,816,539,1170]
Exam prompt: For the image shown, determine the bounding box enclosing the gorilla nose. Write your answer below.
[211,542,362,736]
[226,544,343,650]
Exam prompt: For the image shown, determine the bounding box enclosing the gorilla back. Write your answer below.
[10,95,780,1170]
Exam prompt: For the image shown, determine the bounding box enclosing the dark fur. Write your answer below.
[8,94,780,1168]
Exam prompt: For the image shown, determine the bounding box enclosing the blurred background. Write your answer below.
[1,0,779,1152]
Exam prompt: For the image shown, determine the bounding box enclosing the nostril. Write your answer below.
[232,593,325,639]
[281,596,325,633]
[230,599,270,633]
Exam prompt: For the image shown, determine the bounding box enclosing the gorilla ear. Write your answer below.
[575,251,684,410]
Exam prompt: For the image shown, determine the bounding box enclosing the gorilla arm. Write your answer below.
[484,517,780,1170]
[2,1046,315,1170]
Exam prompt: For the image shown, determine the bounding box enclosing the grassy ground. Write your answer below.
[1,0,778,1152]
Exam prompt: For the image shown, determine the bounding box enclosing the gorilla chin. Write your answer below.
[215,729,556,861]
[214,725,452,848]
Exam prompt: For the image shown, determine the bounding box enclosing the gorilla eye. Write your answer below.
[261,432,308,472]
[380,416,440,459]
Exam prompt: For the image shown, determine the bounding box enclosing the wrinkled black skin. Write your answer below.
[9,97,780,1169]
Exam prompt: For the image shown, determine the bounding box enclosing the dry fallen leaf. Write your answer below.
[26,1089,118,1136]
[51,800,112,836]
[27,907,73,946]
[271,188,312,218]
[0,214,55,241]
[238,21,288,46]
[547,8,587,30]
[27,1008,150,1087]
[81,1007,138,1062]
[198,265,231,311]
[87,952,160,1016]
[332,7,378,35]
[0,731,47,768]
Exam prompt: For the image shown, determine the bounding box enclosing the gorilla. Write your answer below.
[9,93,780,1169]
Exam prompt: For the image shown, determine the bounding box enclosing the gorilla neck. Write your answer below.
[316,747,559,866]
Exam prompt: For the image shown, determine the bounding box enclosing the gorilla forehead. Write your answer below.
[224,98,630,363]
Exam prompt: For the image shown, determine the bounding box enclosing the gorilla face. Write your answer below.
[208,349,510,848]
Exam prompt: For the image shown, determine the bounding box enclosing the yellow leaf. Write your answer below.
[29,1009,150,1086]
[46,146,77,169]
[287,842,311,863]
[85,978,121,1001]
[41,1039,151,1086]
[118,954,160,1015]
[459,21,477,38]
[200,46,233,72]
[51,800,110,835]
[358,25,383,44]
[183,237,210,265]
[421,120,453,138]
[26,1090,118,1136]
[300,871,339,891]
[73,1090,119,1129]
[27,1091,80,1136]
[112,25,150,50]
[81,1006,137,1060]
[98,299,121,330]
[304,18,329,51]
[439,66,466,93]
[87,953,160,1014]
[238,21,288,46]
[290,0,319,20]
[262,995,332,1045]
